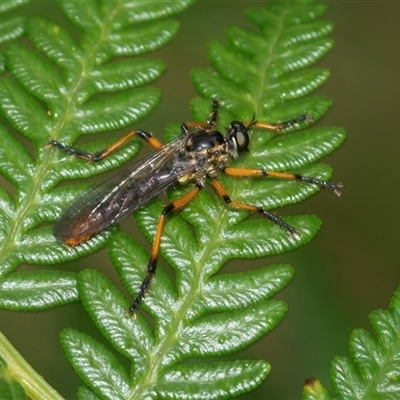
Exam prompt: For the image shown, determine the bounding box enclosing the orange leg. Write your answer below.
[223,167,343,196]
[47,129,163,161]
[243,113,314,132]
[184,121,210,130]
[183,99,221,131]
[127,184,202,318]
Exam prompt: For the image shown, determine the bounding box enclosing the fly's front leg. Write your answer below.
[46,129,163,161]
[211,178,297,235]
[207,99,220,128]
[184,99,221,131]
[244,113,314,132]
[127,184,202,319]
[223,167,343,197]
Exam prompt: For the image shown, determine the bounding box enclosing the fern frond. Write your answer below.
[0,1,193,310]
[59,2,345,399]
[330,285,400,399]
[301,286,400,400]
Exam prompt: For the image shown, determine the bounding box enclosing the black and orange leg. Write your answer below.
[183,99,221,132]
[206,99,220,128]
[210,177,297,235]
[127,183,202,319]
[243,113,314,132]
[222,167,343,196]
[46,129,163,161]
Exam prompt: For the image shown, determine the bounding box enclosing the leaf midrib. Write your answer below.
[253,4,290,115]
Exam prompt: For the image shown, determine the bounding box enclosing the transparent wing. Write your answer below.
[53,137,197,243]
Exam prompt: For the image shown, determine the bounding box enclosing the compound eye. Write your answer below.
[230,121,249,152]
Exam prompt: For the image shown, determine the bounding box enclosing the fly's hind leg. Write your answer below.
[127,184,202,319]
[47,129,163,161]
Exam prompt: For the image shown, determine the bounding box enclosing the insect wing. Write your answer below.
[53,137,196,244]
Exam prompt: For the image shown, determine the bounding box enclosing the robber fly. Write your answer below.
[49,100,342,318]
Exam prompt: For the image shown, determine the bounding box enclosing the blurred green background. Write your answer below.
[1,1,399,399]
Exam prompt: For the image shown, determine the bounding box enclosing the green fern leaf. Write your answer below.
[59,2,345,399]
[77,386,102,400]
[0,1,193,311]
[301,285,400,400]
[61,328,131,400]
[0,1,29,73]
[330,285,400,399]
[0,1,27,48]
[0,270,77,311]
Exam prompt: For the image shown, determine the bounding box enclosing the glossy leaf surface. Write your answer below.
[60,2,345,399]
[330,286,400,399]
[0,1,191,310]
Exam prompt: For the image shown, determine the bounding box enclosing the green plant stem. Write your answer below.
[0,330,64,400]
